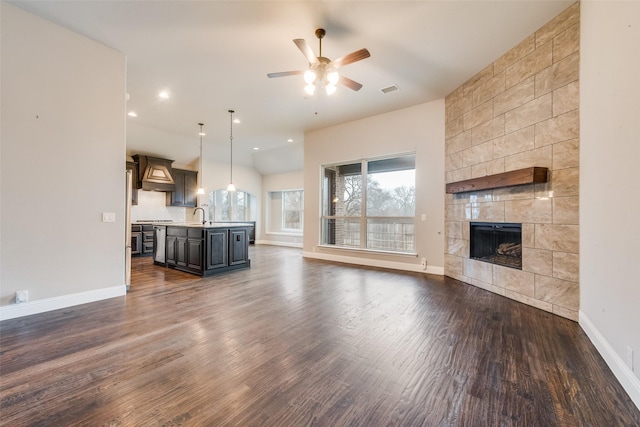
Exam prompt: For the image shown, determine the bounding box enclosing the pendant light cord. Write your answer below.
[229,110,234,187]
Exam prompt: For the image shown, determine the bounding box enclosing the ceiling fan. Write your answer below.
[267,28,371,96]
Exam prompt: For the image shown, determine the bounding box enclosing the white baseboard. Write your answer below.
[580,310,640,410]
[255,240,303,248]
[302,251,444,275]
[0,285,126,322]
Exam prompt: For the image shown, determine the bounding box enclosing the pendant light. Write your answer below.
[227,110,236,192]
[196,123,205,195]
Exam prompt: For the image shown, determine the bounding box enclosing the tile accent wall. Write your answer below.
[444,3,580,321]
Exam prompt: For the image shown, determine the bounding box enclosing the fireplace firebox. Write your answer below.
[470,222,522,269]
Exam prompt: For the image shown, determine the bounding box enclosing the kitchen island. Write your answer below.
[160,223,251,276]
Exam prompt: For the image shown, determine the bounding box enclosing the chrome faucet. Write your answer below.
[193,207,206,224]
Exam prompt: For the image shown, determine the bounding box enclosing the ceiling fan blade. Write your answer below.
[267,70,305,78]
[339,75,363,91]
[293,39,319,65]
[332,48,370,68]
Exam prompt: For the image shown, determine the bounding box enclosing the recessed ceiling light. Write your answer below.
[158,91,170,99]
[127,111,138,117]
[253,147,260,151]
[287,138,293,143]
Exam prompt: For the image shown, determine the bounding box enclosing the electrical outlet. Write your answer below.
[626,346,634,371]
[421,258,427,270]
[16,290,29,303]
[102,212,116,223]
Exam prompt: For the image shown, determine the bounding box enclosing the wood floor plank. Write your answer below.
[1,245,639,426]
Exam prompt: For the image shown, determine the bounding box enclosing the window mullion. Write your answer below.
[361,160,367,249]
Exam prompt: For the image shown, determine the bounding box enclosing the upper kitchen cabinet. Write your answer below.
[167,168,197,207]
[126,161,138,205]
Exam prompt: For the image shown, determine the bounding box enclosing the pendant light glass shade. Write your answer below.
[227,110,236,192]
[197,123,205,196]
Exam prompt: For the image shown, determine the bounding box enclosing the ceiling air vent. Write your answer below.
[380,84,400,94]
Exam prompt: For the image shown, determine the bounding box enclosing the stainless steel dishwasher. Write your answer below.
[153,225,167,265]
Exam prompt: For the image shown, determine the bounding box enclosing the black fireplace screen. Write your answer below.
[470,222,522,269]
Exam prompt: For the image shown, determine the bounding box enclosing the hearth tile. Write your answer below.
[446,129,472,155]
[553,138,579,170]
[495,77,535,117]
[505,290,553,312]
[552,81,579,117]
[446,115,464,139]
[554,21,579,61]
[522,224,535,248]
[464,99,494,130]
[494,126,535,158]
[523,248,553,276]
[471,278,506,296]
[553,252,579,282]
[550,167,579,197]
[505,41,552,89]
[472,71,506,107]
[535,110,579,148]
[495,34,535,74]
[464,258,493,284]
[505,93,552,134]
[446,238,469,257]
[462,140,493,167]
[470,201,505,222]
[535,275,579,310]
[494,265,535,297]
[446,221,466,240]
[504,145,552,171]
[493,184,535,201]
[472,115,505,145]
[552,305,578,322]
[505,198,552,223]
[463,63,495,96]
[445,203,470,221]
[471,158,505,179]
[445,254,464,276]
[535,2,580,47]
[446,93,473,123]
[553,196,579,225]
[446,152,464,171]
[534,224,579,253]
[446,167,471,184]
[534,51,579,97]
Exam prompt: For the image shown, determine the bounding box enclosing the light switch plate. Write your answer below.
[102,212,116,223]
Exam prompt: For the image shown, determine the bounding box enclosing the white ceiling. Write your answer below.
[12,1,573,175]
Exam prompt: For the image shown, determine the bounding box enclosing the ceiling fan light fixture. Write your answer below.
[304,84,316,95]
[325,84,337,96]
[327,69,339,85]
[304,69,316,84]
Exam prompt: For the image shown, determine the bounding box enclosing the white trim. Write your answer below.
[580,311,640,410]
[0,285,126,322]
[265,231,303,237]
[302,250,444,275]
[255,240,303,248]
[317,244,417,258]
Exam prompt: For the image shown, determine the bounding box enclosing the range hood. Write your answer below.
[132,155,176,192]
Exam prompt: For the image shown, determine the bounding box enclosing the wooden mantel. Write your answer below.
[446,167,548,194]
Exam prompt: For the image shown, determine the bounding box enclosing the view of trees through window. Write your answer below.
[208,189,256,222]
[282,190,303,230]
[321,154,416,253]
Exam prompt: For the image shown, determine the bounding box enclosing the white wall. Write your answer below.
[303,100,445,274]
[0,4,126,319]
[580,1,640,407]
[260,170,304,247]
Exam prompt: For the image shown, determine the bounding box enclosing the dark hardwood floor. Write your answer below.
[1,245,639,426]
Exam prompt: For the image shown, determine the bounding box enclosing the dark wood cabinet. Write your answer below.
[126,161,138,205]
[206,229,228,270]
[131,225,142,255]
[229,229,248,265]
[167,168,197,207]
[165,225,249,276]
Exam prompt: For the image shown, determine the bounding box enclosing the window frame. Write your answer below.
[320,153,416,255]
[281,189,304,232]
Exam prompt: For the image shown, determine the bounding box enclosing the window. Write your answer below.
[266,189,304,234]
[208,189,256,222]
[321,154,416,253]
[282,190,304,231]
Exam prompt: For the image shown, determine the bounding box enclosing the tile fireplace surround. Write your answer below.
[444,3,579,321]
